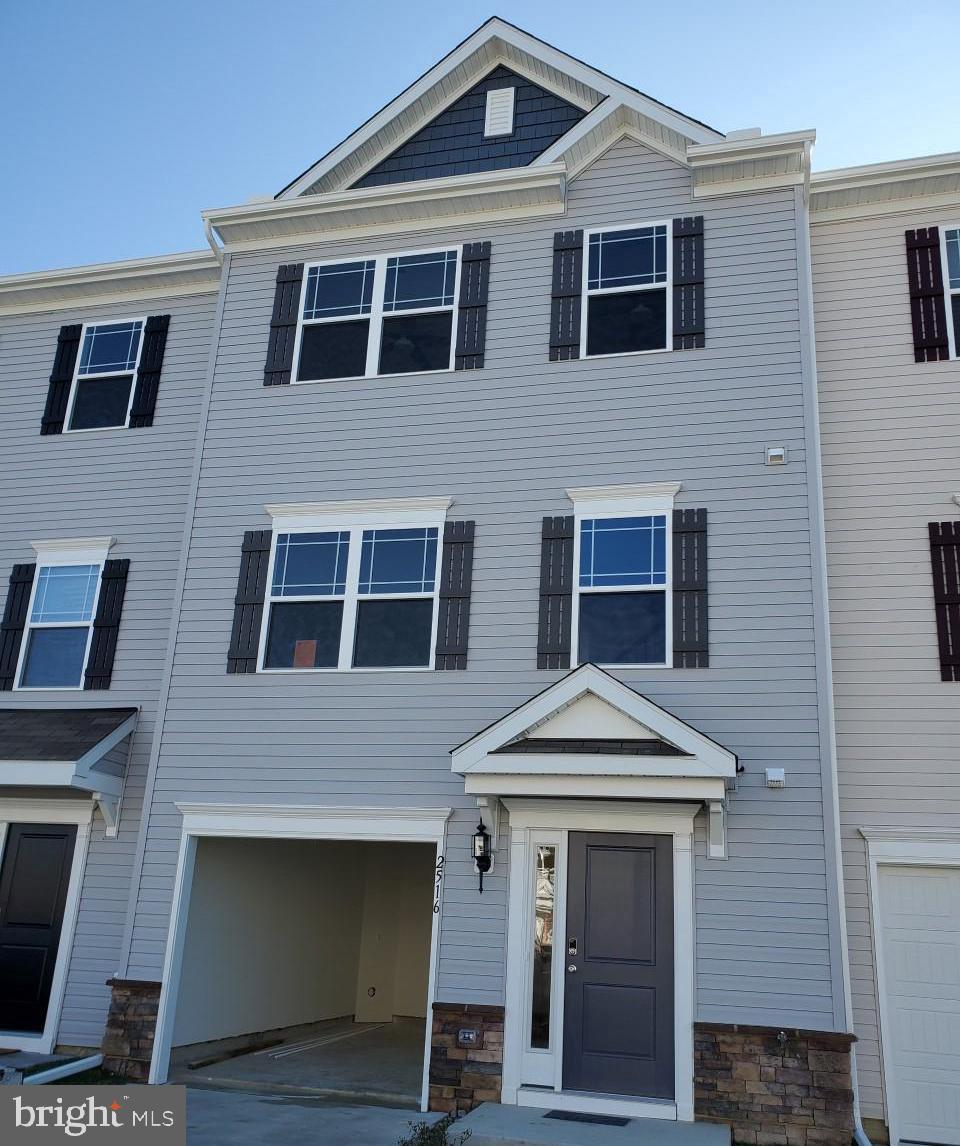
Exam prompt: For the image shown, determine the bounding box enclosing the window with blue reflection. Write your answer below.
[588,227,667,291]
[945,229,960,290]
[359,528,438,595]
[303,261,375,320]
[272,532,350,597]
[78,321,144,375]
[579,516,666,588]
[383,252,457,312]
[21,628,90,688]
[31,565,100,623]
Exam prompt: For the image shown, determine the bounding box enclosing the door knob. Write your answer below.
[567,964,577,973]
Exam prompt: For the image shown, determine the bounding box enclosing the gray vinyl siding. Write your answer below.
[812,206,960,1121]
[128,138,842,1029]
[0,290,216,1047]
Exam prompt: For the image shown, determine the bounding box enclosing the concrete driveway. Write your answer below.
[186,1087,443,1145]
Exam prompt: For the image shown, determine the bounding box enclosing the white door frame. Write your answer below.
[0,797,94,1053]
[148,803,452,1112]
[861,828,960,1146]
[501,798,697,1122]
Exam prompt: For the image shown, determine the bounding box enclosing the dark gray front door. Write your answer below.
[562,832,674,1098]
[0,823,77,1033]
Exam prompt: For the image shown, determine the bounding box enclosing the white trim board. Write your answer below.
[148,802,452,1114]
[0,799,94,1053]
[500,798,696,1122]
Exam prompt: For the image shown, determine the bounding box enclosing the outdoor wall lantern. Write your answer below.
[473,820,492,893]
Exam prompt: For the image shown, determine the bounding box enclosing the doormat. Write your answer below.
[544,1110,631,1126]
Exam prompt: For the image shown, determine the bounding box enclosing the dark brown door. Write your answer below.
[0,823,77,1033]
[563,832,674,1098]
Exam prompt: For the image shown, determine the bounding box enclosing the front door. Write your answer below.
[0,823,77,1033]
[562,832,674,1098]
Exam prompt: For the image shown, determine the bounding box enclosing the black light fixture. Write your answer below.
[473,820,492,893]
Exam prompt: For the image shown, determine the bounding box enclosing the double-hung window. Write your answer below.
[570,486,678,667]
[295,248,460,382]
[16,544,109,688]
[66,320,145,431]
[261,507,445,670]
[583,223,670,357]
[943,227,960,358]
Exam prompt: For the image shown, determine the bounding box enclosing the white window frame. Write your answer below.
[258,498,451,673]
[940,225,960,360]
[580,221,673,359]
[64,318,146,434]
[13,537,114,692]
[291,246,462,385]
[567,483,681,669]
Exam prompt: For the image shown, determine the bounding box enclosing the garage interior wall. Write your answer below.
[172,837,435,1046]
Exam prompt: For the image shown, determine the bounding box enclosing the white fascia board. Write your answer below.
[452,664,737,777]
[266,496,452,531]
[205,165,567,252]
[475,752,718,779]
[0,761,77,786]
[72,712,139,779]
[466,773,726,801]
[0,251,220,316]
[30,537,116,563]
[687,128,817,165]
[811,149,960,192]
[175,802,452,842]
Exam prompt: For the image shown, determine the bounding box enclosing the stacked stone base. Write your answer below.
[428,1002,504,1114]
[101,978,162,1080]
[694,1023,856,1146]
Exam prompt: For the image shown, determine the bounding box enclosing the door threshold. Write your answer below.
[517,1086,677,1121]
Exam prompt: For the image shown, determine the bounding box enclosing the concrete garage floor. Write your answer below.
[172,1016,426,1107]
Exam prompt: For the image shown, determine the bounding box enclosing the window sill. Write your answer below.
[580,346,671,361]
[62,424,130,435]
[290,366,454,386]
[14,685,86,692]
[574,662,672,670]
[255,666,435,675]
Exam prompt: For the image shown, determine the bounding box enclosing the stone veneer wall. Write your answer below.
[428,1002,505,1114]
[694,1023,856,1146]
[101,979,162,1081]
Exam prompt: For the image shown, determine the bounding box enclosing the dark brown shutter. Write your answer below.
[905,228,949,362]
[929,521,960,682]
[41,324,82,435]
[549,231,583,361]
[84,559,131,689]
[228,530,272,672]
[0,564,36,690]
[455,243,491,370]
[673,216,705,350]
[263,264,304,386]
[673,508,709,667]
[129,315,171,427]
[435,521,475,669]
[537,515,574,669]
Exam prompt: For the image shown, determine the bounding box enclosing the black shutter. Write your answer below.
[673,216,705,350]
[906,228,949,363]
[673,508,709,667]
[263,264,304,386]
[0,564,36,690]
[549,231,583,361]
[41,324,82,435]
[929,521,960,682]
[537,515,574,669]
[84,559,131,690]
[455,243,491,370]
[227,530,272,672]
[435,521,475,669]
[129,315,171,427]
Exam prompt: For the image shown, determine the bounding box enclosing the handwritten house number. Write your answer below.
[433,854,444,913]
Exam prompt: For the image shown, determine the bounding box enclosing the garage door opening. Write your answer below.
[165,837,436,1106]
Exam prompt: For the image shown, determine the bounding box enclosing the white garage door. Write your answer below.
[878,866,960,1146]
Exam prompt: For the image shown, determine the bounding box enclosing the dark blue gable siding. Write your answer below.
[352,66,588,188]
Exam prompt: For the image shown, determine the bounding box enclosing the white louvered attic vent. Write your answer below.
[484,87,516,137]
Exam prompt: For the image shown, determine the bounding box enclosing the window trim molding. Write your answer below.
[258,500,451,673]
[62,318,147,434]
[579,220,673,360]
[940,224,960,360]
[567,484,681,669]
[14,538,115,692]
[290,245,463,385]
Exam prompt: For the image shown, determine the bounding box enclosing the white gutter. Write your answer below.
[23,1055,103,1086]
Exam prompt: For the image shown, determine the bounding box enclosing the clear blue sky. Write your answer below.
[2,0,957,274]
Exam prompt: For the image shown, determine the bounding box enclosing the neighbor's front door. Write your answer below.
[562,831,674,1098]
[0,823,77,1034]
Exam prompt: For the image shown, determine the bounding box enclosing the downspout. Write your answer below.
[795,147,872,1146]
